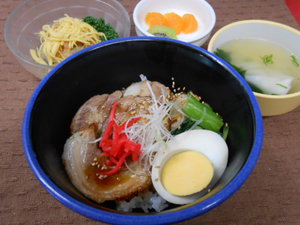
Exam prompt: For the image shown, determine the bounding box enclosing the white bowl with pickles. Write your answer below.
[133,0,216,46]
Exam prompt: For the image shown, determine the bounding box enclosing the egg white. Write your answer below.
[151,129,228,204]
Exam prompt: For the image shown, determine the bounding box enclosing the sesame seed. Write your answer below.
[101,165,108,170]
[99,175,107,180]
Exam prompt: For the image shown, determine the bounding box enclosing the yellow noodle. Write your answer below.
[30,14,106,66]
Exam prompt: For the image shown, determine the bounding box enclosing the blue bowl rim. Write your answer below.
[22,36,264,225]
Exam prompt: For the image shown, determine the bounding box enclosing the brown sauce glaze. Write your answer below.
[84,157,131,191]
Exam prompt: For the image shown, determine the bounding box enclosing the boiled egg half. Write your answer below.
[151,129,228,204]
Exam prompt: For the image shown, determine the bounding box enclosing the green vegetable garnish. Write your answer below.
[231,64,247,77]
[276,83,288,89]
[214,49,265,94]
[83,16,119,40]
[182,93,224,132]
[214,48,231,62]
[261,54,274,65]
[291,55,299,67]
[214,49,246,77]
[248,83,265,94]
[171,119,199,135]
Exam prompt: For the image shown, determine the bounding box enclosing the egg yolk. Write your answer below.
[161,150,214,196]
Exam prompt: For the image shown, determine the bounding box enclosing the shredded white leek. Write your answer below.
[123,75,174,173]
[79,136,102,144]
[140,74,159,110]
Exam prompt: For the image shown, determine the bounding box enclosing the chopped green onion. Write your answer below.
[291,55,299,67]
[276,83,288,89]
[182,93,224,132]
[261,54,274,65]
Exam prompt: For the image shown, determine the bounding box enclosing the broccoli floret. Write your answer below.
[83,16,119,40]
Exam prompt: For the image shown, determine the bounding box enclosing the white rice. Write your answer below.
[116,191,169,213]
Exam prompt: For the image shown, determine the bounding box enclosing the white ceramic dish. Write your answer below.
[208,20,300,116]
[133,0,216,46]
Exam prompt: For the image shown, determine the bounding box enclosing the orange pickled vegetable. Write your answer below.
[164,12,183,34]
[145,12,167,27]
[145,12,198,35]
[182,14,198,34]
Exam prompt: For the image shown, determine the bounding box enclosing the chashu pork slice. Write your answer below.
[70,90,122,135]
[124,80,170,99]
[62,126,151,203]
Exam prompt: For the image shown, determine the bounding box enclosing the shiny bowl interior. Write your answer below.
[22,37,263,225]
[4,0,131,80]
[208,20,300,116]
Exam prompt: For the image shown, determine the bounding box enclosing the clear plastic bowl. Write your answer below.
[4,0,131,80]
